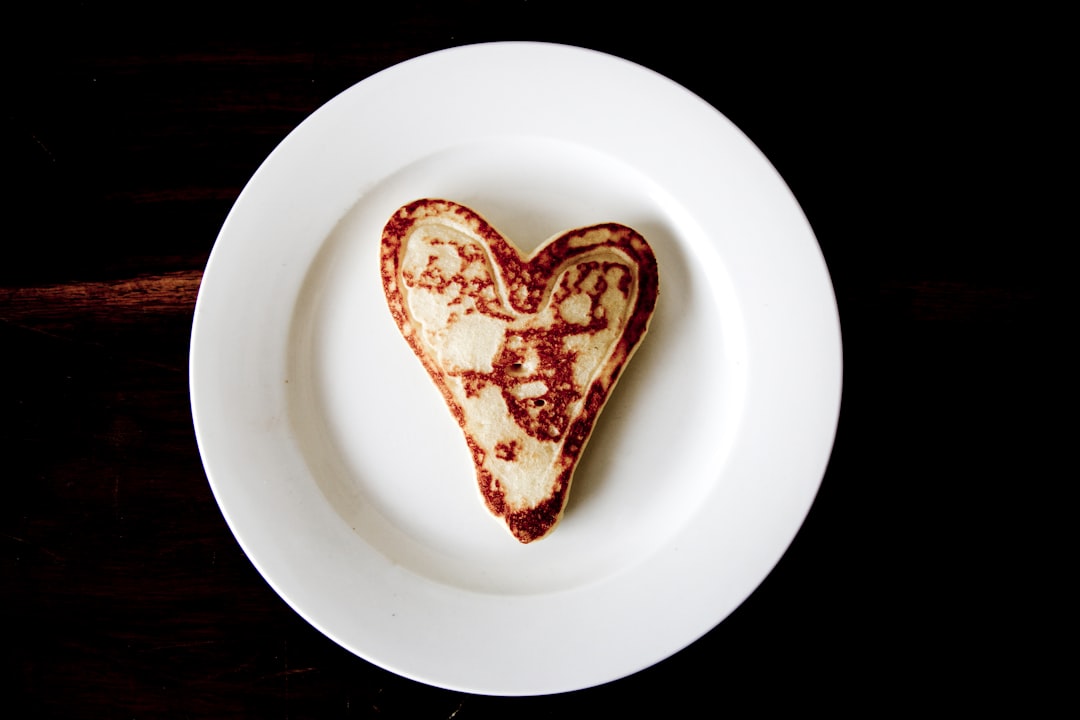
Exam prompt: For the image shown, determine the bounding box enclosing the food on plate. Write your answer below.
[380,199,659,542]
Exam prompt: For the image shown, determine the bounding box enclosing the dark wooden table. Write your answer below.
[3,5,1053,717]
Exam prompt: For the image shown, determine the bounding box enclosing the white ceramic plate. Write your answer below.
[190,42,841,695]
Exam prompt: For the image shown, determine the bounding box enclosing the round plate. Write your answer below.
[190,42,841,695]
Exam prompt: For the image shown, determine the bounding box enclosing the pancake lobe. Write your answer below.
[380,199,659,543]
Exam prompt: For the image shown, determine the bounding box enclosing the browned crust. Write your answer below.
[380,199,659,543]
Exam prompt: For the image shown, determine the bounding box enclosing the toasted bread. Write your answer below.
[380,199,659,542]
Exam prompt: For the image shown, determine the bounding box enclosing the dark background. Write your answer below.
[2,3,1057,717]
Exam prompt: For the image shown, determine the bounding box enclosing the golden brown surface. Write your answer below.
[381,199,659,542]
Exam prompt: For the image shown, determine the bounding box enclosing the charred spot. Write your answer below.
[503,471,572,543]
[494,440,519,462]
[459,372,488,398]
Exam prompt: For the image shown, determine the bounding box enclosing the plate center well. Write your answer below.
[286,136,744,594]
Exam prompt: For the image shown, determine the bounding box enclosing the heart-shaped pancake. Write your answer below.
[380,199,659,542]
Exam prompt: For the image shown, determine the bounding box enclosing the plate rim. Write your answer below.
[189,40,842,695]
